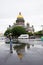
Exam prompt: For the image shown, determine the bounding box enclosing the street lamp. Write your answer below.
[9,33,13,53]
[41,25,43,34]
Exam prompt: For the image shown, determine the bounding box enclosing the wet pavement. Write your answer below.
[0,39,43,65]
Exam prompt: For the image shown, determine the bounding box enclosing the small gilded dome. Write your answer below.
[17,12,23,19]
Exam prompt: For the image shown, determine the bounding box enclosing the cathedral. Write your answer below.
[9,12,34,33]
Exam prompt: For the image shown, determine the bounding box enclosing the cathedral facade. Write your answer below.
[9,12,34,33]
[15,12,34,33]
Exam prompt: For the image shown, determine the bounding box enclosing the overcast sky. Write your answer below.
[0,0,43,33]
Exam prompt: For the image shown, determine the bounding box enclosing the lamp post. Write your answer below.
[9,33,13,53]
[41,25,43,34]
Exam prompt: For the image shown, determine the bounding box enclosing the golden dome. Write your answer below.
[17,12,23,18]
[17,53,23,59]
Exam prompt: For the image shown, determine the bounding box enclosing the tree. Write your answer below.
[11,26,27,37]
[4,29,11,36]
[34,30,42,35]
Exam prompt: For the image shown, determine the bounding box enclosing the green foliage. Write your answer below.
[4,26,27,37]
[4,29,11,36]
[11,26,27,37]
[34,30,43,35]
[27,32,33,36]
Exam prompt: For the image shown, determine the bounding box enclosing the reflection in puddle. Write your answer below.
[13,42,43,60]
[13,43,30,60]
